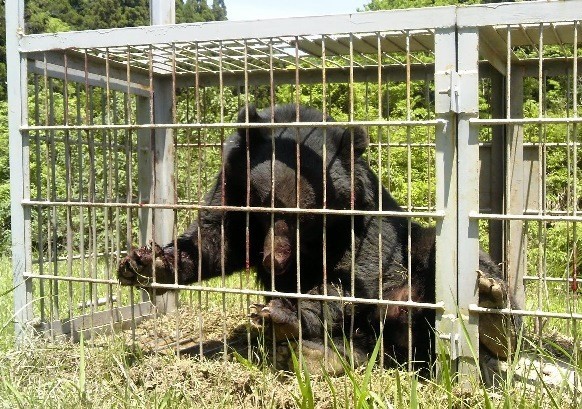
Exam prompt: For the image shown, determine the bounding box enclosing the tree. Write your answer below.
[0,0,229,254]
[77,0,149,30]
[363,0,511,11]
[211,0,227,21]
[24,0,82,34]
[178,0,226,23]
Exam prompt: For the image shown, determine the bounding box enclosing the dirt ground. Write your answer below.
[1,304,580,408]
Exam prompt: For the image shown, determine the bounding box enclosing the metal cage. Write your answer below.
[6,0,582,385]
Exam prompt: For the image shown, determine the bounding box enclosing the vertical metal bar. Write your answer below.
[170,42,181,354]
[489,72,505,264]
[103,50,113,324]
[268,38,277,363]
[293,35,303,369]
[48,79,59,320]
[405,31,413,372]
[348,32,356,369]
[540,23,546,342]
[321,34,329,366]
[100,85,108,315]
[88,85,98,326]
[33,75,45,323]
[44,64,55,335]
[434,25,458,377]
[268,38,277,362]
[124,47,135,343]
[76,81,86,320]
[385,68,392,193]
[424,71,433,212]
[63,53,74,332]
[136,96,152,247]
[112,72,121,315]
[7,0,33,341]
[194,42,204,358]
[456,26,481,382]
[241,38,253,358]
[243,39,251,349]
[269,39,276,295]
[83,55,96,333]
[507,72,527,309]
[218,39,227,359]
[572,21,580,402]
[375,31,385,369]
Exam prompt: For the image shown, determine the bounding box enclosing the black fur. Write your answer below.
[118,104,518,372]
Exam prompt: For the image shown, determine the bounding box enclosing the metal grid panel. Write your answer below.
[13,8,448,374]
[6,0,581,389]
[469,12,582,389]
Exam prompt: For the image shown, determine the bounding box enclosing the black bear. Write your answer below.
[118,104,519,374]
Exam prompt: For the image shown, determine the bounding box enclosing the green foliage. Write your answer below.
[290,346,315,409]
[24,0,81,34]
[0,101,10,252]
[75,0,149,30]
[363,0,485,11]
[177,0,227,23]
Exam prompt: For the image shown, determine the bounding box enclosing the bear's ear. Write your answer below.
[237,104,264,139]
[340,126,369,159]
[237,104,261,124]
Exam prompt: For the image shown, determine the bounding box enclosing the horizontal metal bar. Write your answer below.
[21,119,445,132]
[24,272,445,310]
[22,199,445,219]
[28,61,150,97]
[469,304,582,321]
[19,8,456,53]
[458,1,582,28]
[35,301,154,340]
[480,142,582,148]
[24,272,115,285]
[27,50,151,96]
[369,142,436,148]
[32,250,128,265]
[24,56,578,92]
[470,117,582,126]
[523,276,582,284]
[179,63,435,88]
[77,296,117,309]
[471,212,582,222]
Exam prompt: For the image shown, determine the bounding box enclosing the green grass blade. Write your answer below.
[3,378,27,409]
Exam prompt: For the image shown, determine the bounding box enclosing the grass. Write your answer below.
[0,256,580,408]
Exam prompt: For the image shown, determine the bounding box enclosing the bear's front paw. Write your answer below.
[249,299,299,341]
[117,244,173,292]
[477,270,518,360]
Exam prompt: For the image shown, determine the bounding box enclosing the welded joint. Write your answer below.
[437,312,461,361]
[439,331,460,361]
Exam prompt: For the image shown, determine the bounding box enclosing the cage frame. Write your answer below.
[6,0,582,383]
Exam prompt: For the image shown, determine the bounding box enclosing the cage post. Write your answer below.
[456,26,481,381]
[434,26,460,376]
[137,0,179,313]
[507,66,526,309]
[7,0,33,341]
